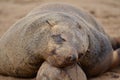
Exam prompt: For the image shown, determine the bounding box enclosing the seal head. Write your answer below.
[42,13,89,67]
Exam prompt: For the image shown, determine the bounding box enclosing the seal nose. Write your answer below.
[67,54,78,62]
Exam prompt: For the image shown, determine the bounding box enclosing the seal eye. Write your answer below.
[51,34,66,44]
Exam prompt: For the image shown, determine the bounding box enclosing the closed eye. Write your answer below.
[51,34,66,44]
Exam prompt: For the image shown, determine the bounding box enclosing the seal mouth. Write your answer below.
[57,60,77,68]
[46,54,78,68]
[46,48,79,67]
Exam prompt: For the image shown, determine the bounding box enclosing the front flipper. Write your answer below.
[110,48,120,69]
[110,37,120,50]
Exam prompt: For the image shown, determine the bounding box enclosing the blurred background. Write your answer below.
[0,0,120,80]
[0,0,120,38]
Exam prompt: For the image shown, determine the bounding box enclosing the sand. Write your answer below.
[0,0,120,80]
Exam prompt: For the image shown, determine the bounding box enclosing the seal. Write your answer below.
[0,3,119,78]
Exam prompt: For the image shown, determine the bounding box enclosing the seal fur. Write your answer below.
[0,3,118,78]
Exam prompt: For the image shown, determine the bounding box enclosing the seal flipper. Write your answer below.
[110,37,120,50]
[110,48,120,69]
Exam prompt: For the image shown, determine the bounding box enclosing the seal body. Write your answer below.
[0,3,113,77]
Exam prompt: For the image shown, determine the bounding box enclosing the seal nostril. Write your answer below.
[68,54,77,62]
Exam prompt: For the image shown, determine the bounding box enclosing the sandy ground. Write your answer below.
[0,0,120,80]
